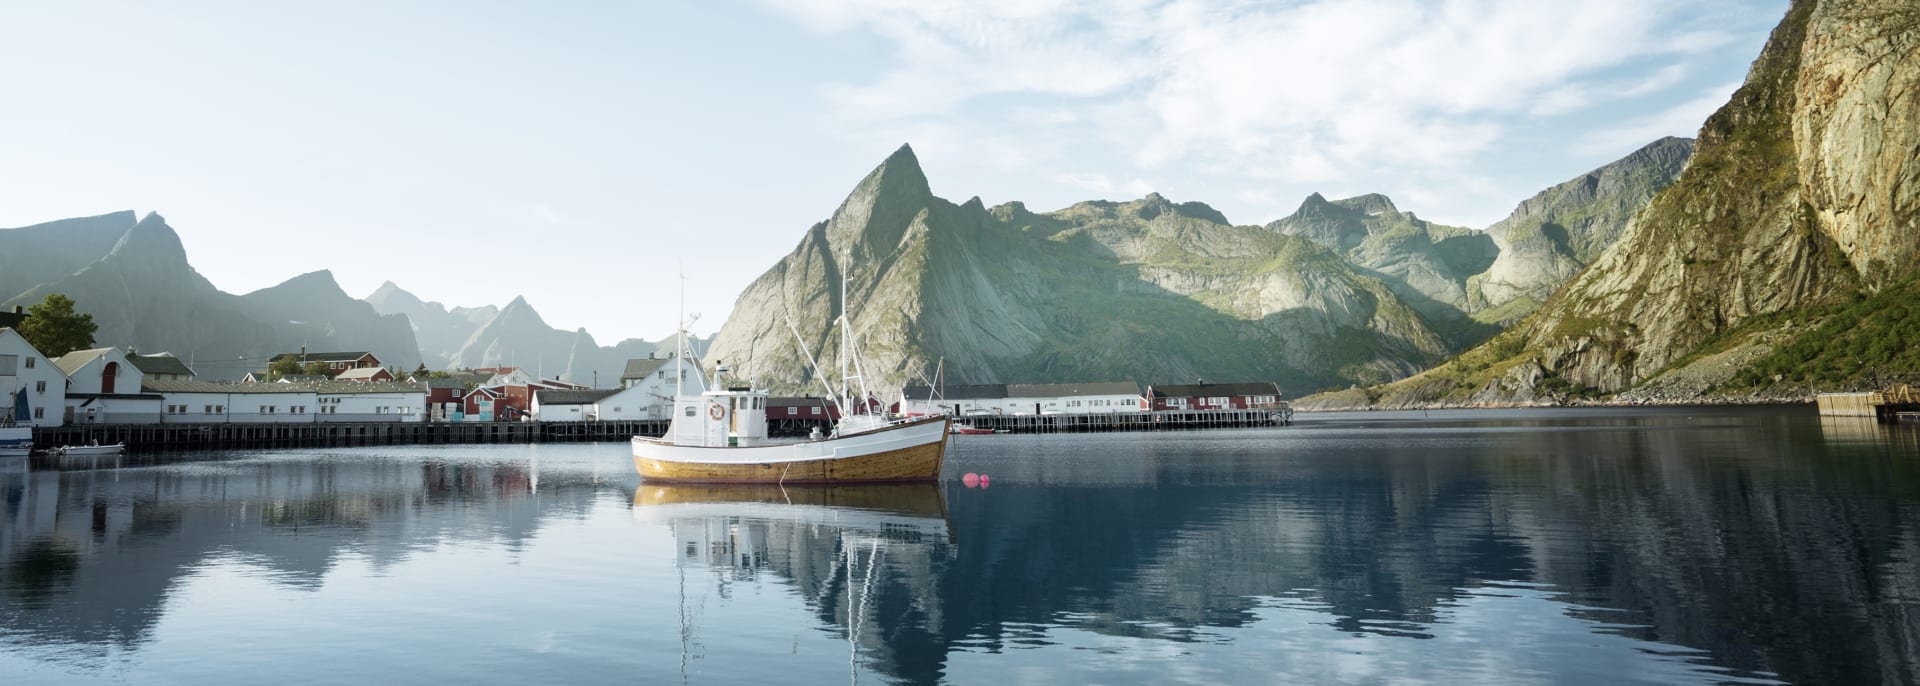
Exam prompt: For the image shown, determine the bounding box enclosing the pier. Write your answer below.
[959,408,1291,434]
[32,420,671,453]
[1816,385,1920,423]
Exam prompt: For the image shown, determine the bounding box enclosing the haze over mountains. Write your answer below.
[0,212,691,383]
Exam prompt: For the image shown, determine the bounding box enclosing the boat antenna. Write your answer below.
[676,265,687,398]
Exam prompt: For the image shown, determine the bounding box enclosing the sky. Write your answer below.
[0,0,1787,343]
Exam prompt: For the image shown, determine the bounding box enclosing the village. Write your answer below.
[2,306,1291,444]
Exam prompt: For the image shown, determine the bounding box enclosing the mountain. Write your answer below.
[0,213,420,379]
[703,133,1700,397]
[1467,136,1696,325]
[1266,193,1498,343]
[234,270,421,371]
[364,281,496,368]
[1303,0,1919,408]
[705,144,1470,394]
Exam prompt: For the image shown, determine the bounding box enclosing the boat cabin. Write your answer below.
[668,386,771,447]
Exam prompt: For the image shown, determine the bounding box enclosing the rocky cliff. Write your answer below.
[1304,0,1919,408]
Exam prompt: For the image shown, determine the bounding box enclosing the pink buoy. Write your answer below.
[962,473,980,488]
[978,474,990,488]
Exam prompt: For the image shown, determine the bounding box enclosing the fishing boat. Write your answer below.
[949,423,996,435]
[631,269,949,484]
[50,442,126,456]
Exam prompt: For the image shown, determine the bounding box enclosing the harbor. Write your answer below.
[31,419,670,452]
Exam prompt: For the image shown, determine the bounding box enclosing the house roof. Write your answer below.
[536,388,619,405]
[334,367,393,381]
[419,376,468,390]
[621,357,672,381]
[274,375,330,383]
[271,351,372,363]
[144,379,316,394]
[1006,382,1141,398]
[128,353,195,377]
[276,380,428,395]
[1148,382,1282,398]
[901,384,1009,401]
[53,347,117,376]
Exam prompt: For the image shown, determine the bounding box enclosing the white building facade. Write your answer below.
[0,328,68,427]
[57,347,163,425]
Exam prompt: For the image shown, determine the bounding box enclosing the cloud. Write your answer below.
[1573,80,1740,156]
[760,0,1763,222]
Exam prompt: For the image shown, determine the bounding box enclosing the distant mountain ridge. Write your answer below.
[0,212,419,379]
[364,282,709,386]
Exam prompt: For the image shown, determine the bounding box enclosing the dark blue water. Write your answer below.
[2,407,1917,684]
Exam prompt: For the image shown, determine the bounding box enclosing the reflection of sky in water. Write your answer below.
[1,408,1917,684]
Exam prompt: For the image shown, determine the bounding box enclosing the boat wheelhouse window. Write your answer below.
[685,405,696,417]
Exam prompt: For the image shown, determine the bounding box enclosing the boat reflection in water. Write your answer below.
[631,483,953,682]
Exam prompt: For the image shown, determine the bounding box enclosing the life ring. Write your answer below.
[708,403,725,420]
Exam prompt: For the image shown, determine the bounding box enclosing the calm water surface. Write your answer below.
[2,407,1918,685]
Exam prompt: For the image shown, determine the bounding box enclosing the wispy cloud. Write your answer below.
[762,0,1735,190]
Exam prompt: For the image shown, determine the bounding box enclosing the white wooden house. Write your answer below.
[617,356,706,419]
[56,347,163,425]
[532,388,617,422]
[144,379,319,424]
[0,327,68,427]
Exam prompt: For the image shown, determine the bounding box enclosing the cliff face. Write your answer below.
[1794,0,1920,285]
[1468,137,1695,324]
[1307,0,1920,408]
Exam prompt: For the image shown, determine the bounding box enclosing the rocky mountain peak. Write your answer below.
[1334,193,1399,216]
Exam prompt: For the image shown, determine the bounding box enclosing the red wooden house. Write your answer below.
[1146,382,1284,411]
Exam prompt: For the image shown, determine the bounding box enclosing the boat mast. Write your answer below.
[839,256,851,417]
[676,266,686,399]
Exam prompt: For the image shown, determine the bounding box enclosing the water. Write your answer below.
[2,407,1917,685]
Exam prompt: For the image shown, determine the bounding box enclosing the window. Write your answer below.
[205,405,213,414]
[24,357,34,368]
[33,407,43,419]
[684,405,696,417]
[612,406,622,412]
[215,405,224,413]
[811,406,821,415]
[35,380,45,393]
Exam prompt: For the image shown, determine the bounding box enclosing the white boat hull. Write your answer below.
[632,416,949,483]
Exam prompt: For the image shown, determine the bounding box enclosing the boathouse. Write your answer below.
[56,347,163,425]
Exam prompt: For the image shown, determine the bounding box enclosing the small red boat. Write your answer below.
[949,424,996,435]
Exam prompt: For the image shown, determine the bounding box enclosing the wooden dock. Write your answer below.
[1817,385,1920,423]
[959,408,1292,434]
[32,420,671,453]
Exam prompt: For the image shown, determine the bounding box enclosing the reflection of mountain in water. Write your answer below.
[639,414,1920,685]
[0,456,612,652]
